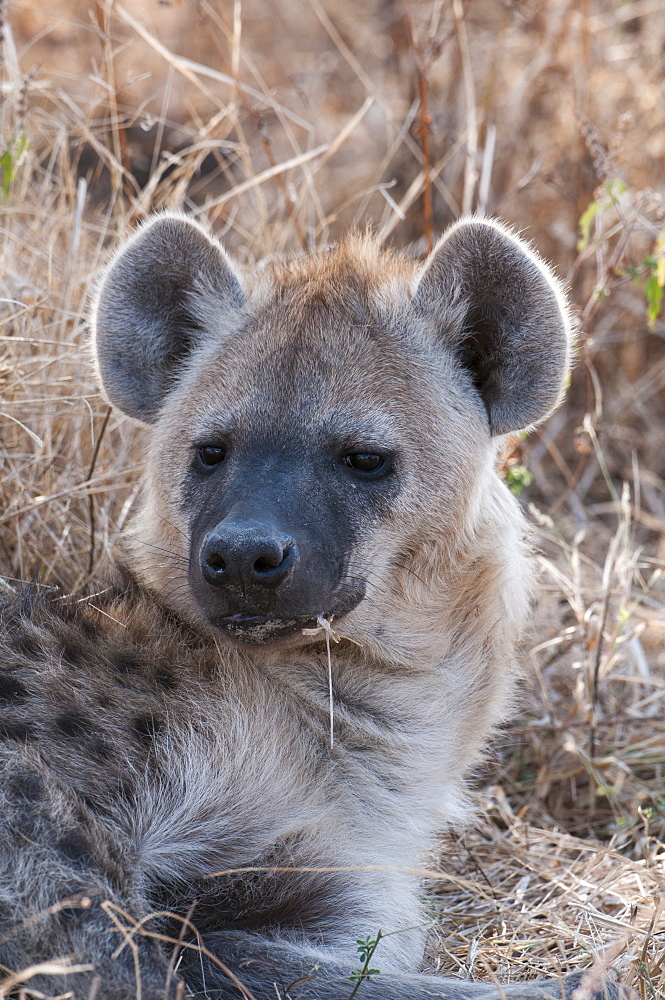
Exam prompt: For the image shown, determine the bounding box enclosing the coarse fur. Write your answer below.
[0,215,621,999]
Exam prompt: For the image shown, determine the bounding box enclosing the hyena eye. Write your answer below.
[197,445,227,467]
[343,452,386,475]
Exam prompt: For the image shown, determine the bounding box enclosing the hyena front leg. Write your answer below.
[180,932,625,1000]
[0,752,182,1000]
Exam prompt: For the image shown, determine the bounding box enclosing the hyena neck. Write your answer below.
[342,481,533,782]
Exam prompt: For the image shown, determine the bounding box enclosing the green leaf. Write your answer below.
[577,179,625,252]
[0,148,15,199]
[577,200,599,251]
[645,274,663,329]
[0,134,29,199]
[505,465,534,497]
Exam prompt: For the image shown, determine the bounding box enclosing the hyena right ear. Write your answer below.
[91,213,244,423]
[412,218,571,436]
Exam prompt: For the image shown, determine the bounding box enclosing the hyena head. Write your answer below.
[91,214,569,654]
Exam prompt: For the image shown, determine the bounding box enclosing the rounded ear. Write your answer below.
[412,218,571,436]
[91,213,245,424]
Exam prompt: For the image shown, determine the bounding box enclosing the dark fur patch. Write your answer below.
[111,651,142,675]
[0,719,37,741]
[55,712,91,739]
[0,673,29,705]
[154,666,177,690]
[9,771,43,800]
[89,737,114,760]
[171,868,353,938]
[133,714,164,745]
[61,641,84,666]
[57,830,94,866]
[78,617,100,640]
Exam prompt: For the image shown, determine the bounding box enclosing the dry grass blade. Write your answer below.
[192,142,330,216]
[0,959,95,998]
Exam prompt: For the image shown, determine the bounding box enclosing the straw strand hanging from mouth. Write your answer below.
[302,615,341,748]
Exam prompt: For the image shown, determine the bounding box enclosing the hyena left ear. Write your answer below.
[91,213,245,423]
[412,218,571,436]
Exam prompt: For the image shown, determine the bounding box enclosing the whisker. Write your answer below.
[114,534,189,566]
[153,512,190,542]
[390,560,428,587]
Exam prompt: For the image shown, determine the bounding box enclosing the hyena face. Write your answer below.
[92,215,569,647]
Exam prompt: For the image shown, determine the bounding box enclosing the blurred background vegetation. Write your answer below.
[1,0,664,994]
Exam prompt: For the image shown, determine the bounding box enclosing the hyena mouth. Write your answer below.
[217,614,316,643]
[214,587,366,644]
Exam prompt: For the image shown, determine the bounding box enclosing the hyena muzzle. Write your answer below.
[0,215,623,999]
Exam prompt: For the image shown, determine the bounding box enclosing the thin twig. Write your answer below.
[87,405,112,575]
[452,0,478,215]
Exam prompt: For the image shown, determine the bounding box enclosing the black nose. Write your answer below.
[200,522,298,590]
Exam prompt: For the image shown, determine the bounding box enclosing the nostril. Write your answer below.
[200,544,228,586]
[253,548,289,574]
[250,544,296,584]
[206,552,226,573]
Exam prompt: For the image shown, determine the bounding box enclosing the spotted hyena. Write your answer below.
[0,215,619,999]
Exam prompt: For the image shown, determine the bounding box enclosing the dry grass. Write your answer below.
[1,0,664,996]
